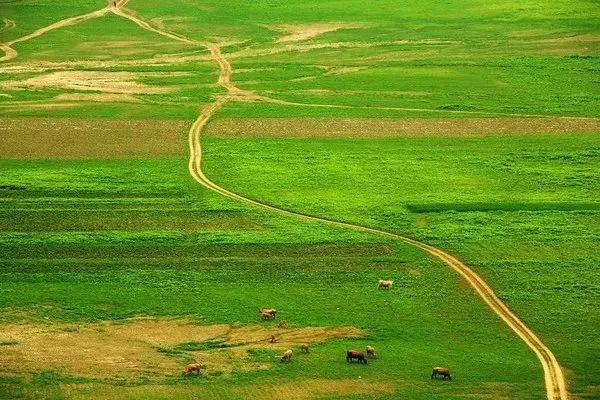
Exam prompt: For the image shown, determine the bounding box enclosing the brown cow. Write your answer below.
[259,308,277,320]
[300,343,309,353]
[378,280,394,290]
[346,350,367,364]
[269,334,277,343]
[431,366,452,380]
[366,345,376,358]
[280,349,293,363]
[183,362,204,376]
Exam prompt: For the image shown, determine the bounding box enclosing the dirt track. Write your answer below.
[0,4,570,400]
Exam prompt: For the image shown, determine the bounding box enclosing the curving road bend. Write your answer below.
[0,3,569,399]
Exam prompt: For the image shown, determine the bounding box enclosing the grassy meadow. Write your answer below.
[202,127,600,397]
[0,152,546,400]
[1,0,599,399]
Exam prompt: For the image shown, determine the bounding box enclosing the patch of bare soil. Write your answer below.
[54,93,142,103]
[0,43,17,62]
[274,23,361,43]
[503,32,599,56]
[0,101,77,110]
[282,89,429,97]
[0,71,171,94]
[206,117,600,138]
[320,65,367,75]
[0,51,212,73]
[0,318,364,380]
[531,33,599,45]
[176,324,364,376]
[230,38,458,59]
[0,117,188,158]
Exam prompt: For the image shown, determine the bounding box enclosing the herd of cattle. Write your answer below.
[183,280,452,381]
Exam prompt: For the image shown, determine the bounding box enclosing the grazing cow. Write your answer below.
[346,350,367,364]
[378,280,394,290]
[269,334,277,343]
[183,362,204,376]
[300,343,309,353]
[280,349,293,363]
[366,345,376,358]
[278,320,287,329]
[431,366,452,380]
[261,311,275,320]
[259,308,277,320]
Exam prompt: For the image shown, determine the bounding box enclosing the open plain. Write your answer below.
[0,1,598,399]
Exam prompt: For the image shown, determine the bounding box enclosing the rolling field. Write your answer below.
[1,1,599,399]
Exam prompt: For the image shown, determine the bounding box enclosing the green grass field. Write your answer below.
[202,128,600,397]
[0,0,598,399]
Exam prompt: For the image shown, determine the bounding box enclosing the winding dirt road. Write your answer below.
[0,4,569,399]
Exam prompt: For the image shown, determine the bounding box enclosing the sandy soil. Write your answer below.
[0,70,172,94]
[0,318,363,379]
[54,92,142,103]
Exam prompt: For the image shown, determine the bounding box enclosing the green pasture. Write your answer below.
[202,130,600,397]
[0,0,598,399]
[1,0,598,118]
[0,155,544,399]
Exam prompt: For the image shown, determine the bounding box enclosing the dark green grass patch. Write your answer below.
[406,201,600,213]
